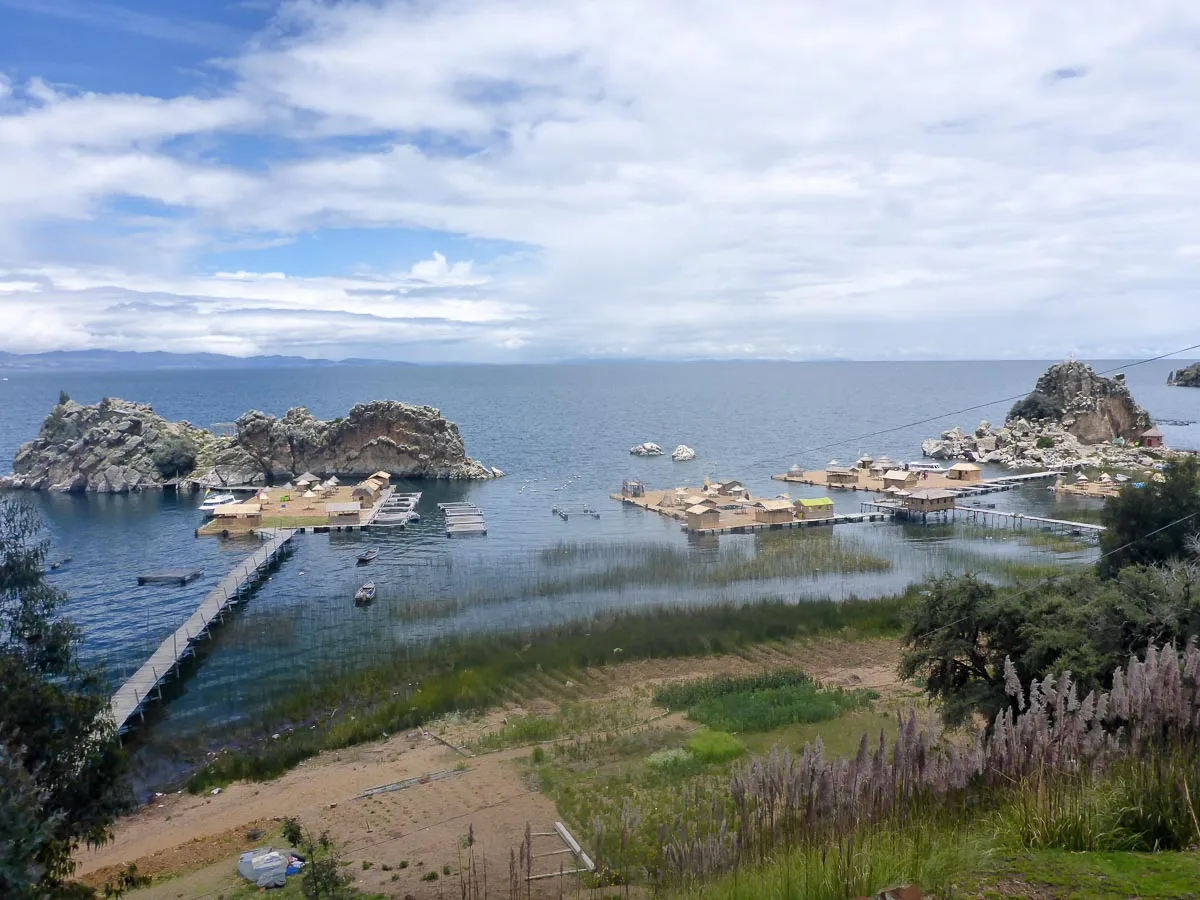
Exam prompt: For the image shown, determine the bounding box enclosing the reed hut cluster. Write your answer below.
[199,471,393,535]
[616,475,836,533]
[775,454,980,493]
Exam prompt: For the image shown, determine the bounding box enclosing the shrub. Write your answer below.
[1009,391,1063,423]
[647,748,697,775]
[1035,436,1055,449]
[655,669,812,710]
[151,434,198,479]
[686,731,744,764]
[421,870,439,881]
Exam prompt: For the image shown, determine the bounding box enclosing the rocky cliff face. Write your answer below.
[234,402,497,481]
[1169,363,1200,388]
[2,398,214,492]
[1,398,498,492]
[1026,360,1152,443]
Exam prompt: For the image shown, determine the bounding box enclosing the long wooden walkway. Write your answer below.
[953,507,1105,534]
[110,529,296,734]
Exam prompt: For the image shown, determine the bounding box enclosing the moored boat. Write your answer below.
[354,581,376,604]
[199,492,236,516]
[356,548,378,564]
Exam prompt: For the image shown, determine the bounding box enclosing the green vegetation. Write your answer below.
[473,698,642,752]
[1009,390,1063,422]
[1099,457,1200,577]
[0,499,132,899]
[686,731,745,764]
[150,433,199,480]
[280,817,354,899]
[187,595,910,791]
[1035,435,1055,449]
[903,547,1200,728]
[655,668,875,732]
[688,682,876,732]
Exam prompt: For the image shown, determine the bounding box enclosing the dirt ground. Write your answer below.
[80,637,903,899]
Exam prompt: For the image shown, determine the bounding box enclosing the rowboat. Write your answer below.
[356,548,378,564]
[354,581,376,605]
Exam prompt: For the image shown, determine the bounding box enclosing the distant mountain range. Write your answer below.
[0,350,402,372]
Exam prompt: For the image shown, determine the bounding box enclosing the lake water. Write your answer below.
[1,359,1197,788]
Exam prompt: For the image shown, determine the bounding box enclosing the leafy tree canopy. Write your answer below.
[1008,390,1063,423]
[0,499,131,899]
[1099,457,1200,577]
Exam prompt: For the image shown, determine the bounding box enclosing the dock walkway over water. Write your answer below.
[110,529,296,735]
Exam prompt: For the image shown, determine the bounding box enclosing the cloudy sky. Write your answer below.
[1,1,1198,362]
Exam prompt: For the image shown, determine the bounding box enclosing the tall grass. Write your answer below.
[186,595,910,791]
[675,822,974,900]
[657,641,1200,884]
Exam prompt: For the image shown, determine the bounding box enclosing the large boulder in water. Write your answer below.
[1009,361,1152,444]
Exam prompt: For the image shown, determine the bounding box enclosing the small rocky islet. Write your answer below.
[0,398,501,493]
[1168,362,1200,388]
[922,360,1175,471]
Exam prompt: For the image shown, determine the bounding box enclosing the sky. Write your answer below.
[1,1,1199,363]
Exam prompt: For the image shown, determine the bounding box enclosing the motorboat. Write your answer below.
[356,548,378,564]
[199,492,236,515]
[354,581,376,605]
[907,461,946,473]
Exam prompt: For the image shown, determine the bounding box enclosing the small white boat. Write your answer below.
[354,581,376,605]
[199,493,236,515]
[907,461,946,473]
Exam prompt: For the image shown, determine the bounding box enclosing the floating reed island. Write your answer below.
[773,454,1061,497]
[196,471,396,536]
[612,475,888,535]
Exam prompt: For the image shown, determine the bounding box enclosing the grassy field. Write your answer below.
[186,595,912,791]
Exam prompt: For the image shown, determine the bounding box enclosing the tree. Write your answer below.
[57,391,71,407]
[0,499,131,899]
[280,818,353,899]
[1098,457,1200,577]
[1008,390,1063,423]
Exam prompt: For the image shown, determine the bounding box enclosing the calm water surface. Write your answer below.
[1,360,1197,788]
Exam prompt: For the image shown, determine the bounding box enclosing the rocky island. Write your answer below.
[0,397,500,492]
[922,360,1173,470]
[1168,363,1200,388]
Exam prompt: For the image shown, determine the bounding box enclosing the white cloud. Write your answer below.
[1,1,1200,359]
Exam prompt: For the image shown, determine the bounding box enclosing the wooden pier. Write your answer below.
[953,506,1105,535]
[109,529,296,735]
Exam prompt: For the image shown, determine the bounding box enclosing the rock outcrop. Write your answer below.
[671,445,696,461]
[1017,360,1152,444]
[920,418,1173,471]
[921,361,1168,470]
[1169,363,1200,388]
[234,402,495,481]
[1,398,497,492]
[1,398,215,492]
[630,442,664,456]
